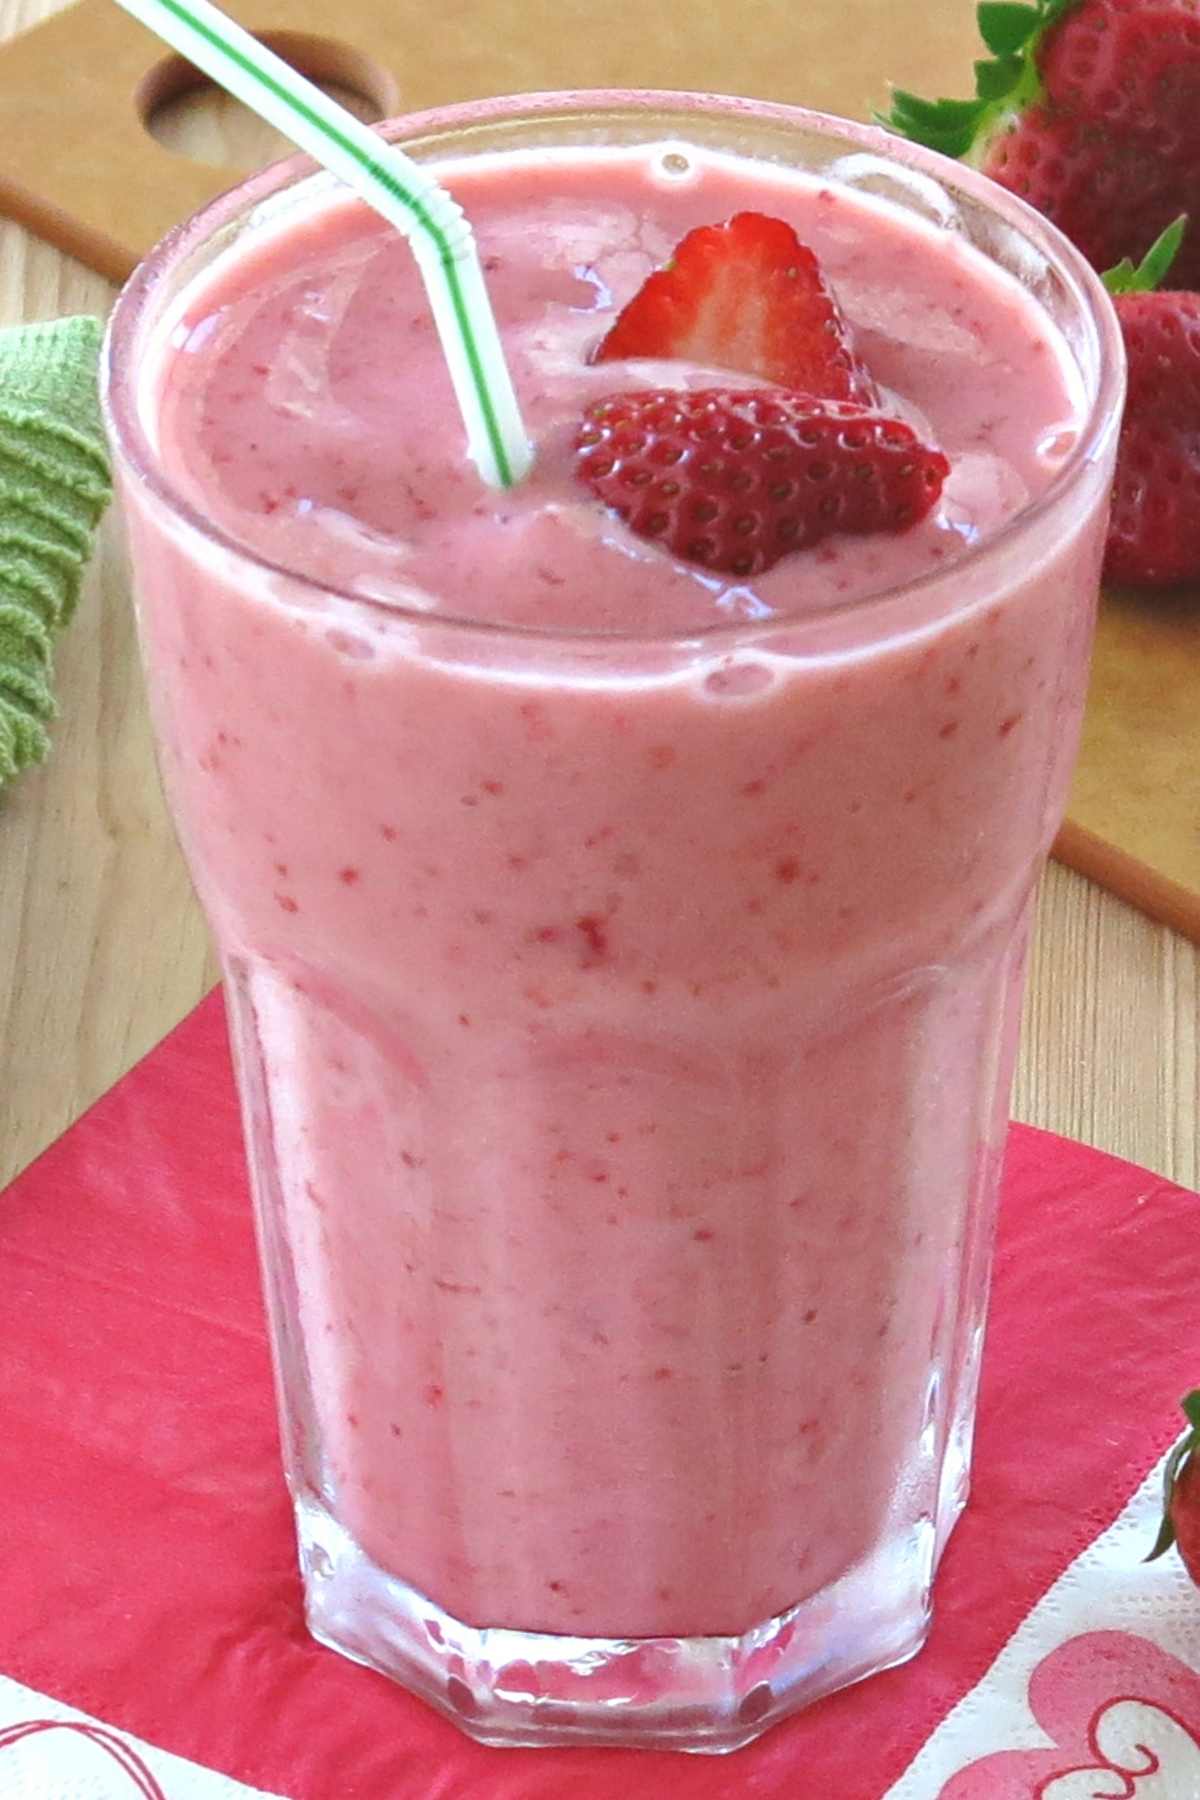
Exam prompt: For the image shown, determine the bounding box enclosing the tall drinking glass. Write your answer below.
[102,92,1123,1752]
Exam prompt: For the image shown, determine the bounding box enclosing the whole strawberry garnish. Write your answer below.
[1146,1390,1200,1586]
[1100,218,1200,588]
[594,212,877,404]
[574,389,948,578]
[883,0,1200,289]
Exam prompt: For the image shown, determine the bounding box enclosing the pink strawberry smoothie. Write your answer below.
[120,136,1108,1643]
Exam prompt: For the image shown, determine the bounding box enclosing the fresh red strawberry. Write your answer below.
[594,212,877,404]
[883,0,1200,289]
[1146,1390,1200,1585]
[574,389,948,578]
[1100,218,1200,587]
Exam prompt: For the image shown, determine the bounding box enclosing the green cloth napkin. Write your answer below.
[0,316,111,789]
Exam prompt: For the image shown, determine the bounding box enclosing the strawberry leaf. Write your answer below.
[885,91,991,128]
[878,92,990,158]
[975,54,1025,101]
[977,2,1041,55]
[1146,1389,1200,1564]
[1103,216,1188,296]
[880,0,1084,162]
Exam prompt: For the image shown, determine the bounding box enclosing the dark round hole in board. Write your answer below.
[138,33,397,171]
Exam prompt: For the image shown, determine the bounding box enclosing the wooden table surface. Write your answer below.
[0,0,1196,1194]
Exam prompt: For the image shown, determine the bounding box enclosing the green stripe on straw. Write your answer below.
[113,0,532,488]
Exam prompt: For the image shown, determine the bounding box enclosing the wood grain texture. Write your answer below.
[0,0,218,1185]
[0,0,1196,1193]
[1060,587,1200,935]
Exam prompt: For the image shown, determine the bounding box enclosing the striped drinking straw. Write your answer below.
[113,0,534,489]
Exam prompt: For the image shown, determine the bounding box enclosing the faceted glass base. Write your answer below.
[296,1494,940,1753]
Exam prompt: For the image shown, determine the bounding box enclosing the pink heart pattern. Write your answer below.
[940,1630,1200,1797]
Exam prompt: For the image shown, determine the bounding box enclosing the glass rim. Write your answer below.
[101,87,1126,648]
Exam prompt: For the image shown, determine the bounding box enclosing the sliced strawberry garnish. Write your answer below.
[575,389,948,578]
[594,212,877,404]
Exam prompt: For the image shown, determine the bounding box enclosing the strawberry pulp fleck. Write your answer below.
[576,914,609,961]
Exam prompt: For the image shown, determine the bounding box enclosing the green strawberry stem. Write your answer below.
[879,0,1078,160]
[1103,216,1189,296]
[1146,1389,1200,1562]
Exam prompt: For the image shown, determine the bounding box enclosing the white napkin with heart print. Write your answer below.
[0,1679,285,1800]
[887,1452,1200,1798]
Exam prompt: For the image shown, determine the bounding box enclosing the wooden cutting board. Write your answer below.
[1,0,1195,938]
